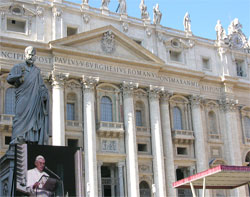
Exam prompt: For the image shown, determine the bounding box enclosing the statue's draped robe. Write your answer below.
[7,62,49,144]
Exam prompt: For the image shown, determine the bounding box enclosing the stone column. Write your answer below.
[118,161,125,197]
[121,81,140,197]
[220,98,242,165]
[160,90,176,197]
[219,98,243,197]
[97,161,103,197]
[148,85,166,197]
[82,76,99,197]
[189,95,207,172]
[51,73,68,146]
[36,6,45,41]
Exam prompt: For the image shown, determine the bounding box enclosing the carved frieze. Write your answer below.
[101,139,118,152]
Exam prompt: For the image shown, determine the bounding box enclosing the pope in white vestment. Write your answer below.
[26,155,51,197]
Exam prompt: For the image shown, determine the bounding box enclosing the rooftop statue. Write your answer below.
[228,18,242,35]
[183,12,191,32]
[215,20,226,41]
[118,0,127,15]
[139,0,150,20]
[7,46,49,145]
[153,4,162,25]
[101,0,110,10]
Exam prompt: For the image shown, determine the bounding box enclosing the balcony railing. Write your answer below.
[0,114,14,125]
[172,129,195,144]
[97,121,124,137]
[66,120,82,130]
[208,133,221,141]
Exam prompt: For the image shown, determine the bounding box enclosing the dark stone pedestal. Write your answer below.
[0,145,15,197]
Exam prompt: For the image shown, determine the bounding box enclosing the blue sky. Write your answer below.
[67,0,250,40]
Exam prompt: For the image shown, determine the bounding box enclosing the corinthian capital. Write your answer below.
[160,89,173,103]
[189,95,203,108]
[121,81,139,98]
[50,72,69,87]
[148,85,163,101]
[82,76,99,92]
[219,97,238,112]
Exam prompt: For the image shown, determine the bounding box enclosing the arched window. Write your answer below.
[244,117,250,138]
[173,106,182,130]
[139,181,151,197]
[101,96,113,122]
[208,111,217,134]
[66,93,77,120]
[5,87,15,115]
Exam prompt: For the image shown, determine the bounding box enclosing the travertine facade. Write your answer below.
[0,0,250,196]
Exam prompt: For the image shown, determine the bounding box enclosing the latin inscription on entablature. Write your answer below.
[1,50,222,94]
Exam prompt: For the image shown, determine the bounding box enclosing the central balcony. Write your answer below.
[97,121,124,138]
[66,120,82,131]
[172,129,195,144]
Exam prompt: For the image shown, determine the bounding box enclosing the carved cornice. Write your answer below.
[148,85,163,101]
[219,98,238,112]
[82,76,99,92]
[50,72,69,87]
[121,81,138,98]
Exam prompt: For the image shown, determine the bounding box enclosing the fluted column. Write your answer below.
[189,95,207,172]
[121,81,139,197]
[82,76,99,197]
[148,85,166,197]
[51,72,68,146]
[160,90,176,197]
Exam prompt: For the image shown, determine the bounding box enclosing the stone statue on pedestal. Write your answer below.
[183,12,191,32]
[7,46,49,145]
[139,0,150,20]
[153,4,162,25]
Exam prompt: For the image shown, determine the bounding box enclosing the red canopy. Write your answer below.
[173,165,250,189]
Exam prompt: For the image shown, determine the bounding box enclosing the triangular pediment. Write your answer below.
[49,25,164,64]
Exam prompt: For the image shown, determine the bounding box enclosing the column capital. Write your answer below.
[121,81,138,98]
[50,72,69,87]
[97,161,103,167]
[219,97,238,112]
[160,90,173,103]
[148,85,163,101]
[82,76,99,92]
[189,95,203,108]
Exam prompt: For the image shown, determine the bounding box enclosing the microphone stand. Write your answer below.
[44,166,64,197]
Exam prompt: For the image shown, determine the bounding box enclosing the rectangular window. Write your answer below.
[177,147,187,155]
[67,139,78,147]
[136,110,142,126]
[7,18,26,33]
[5,136,11,145]
[202,57,210,70]
[67,27,77,37]
[138,143,147,152]
[236,59,245,77]
[169,50,182,62]
[66,103,75,120]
